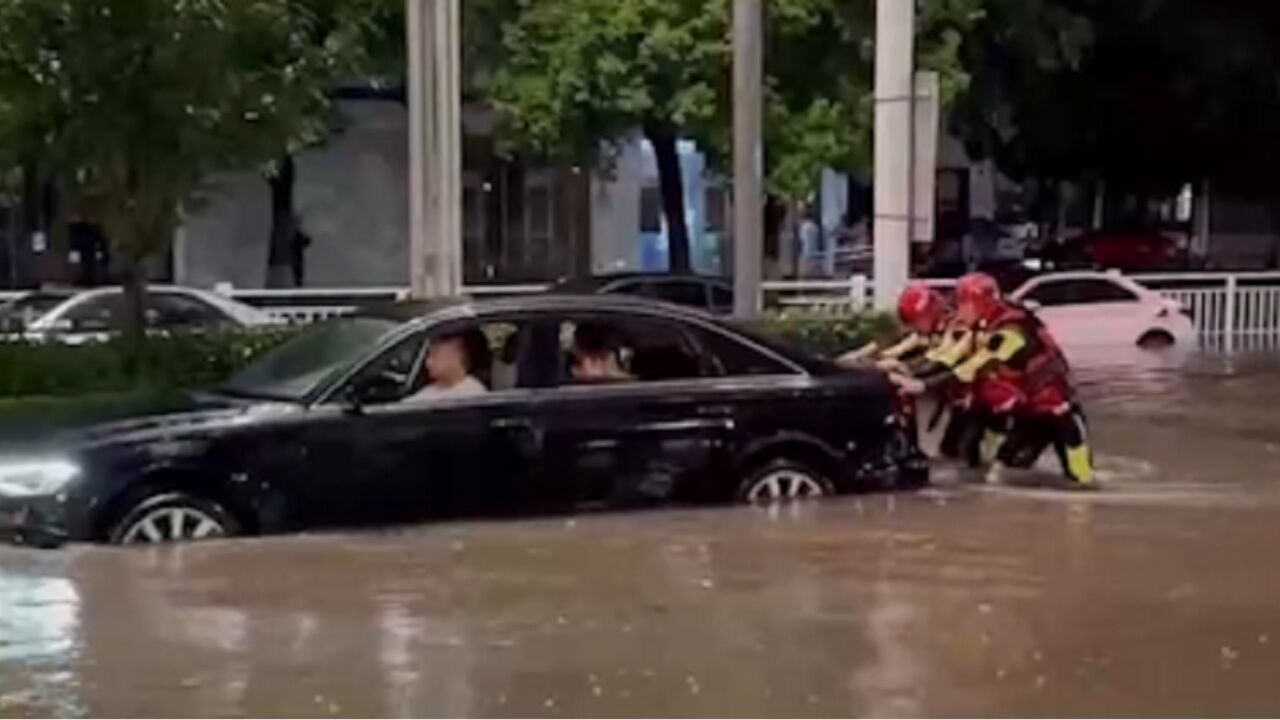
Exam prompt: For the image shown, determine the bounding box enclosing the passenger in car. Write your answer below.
[405,329,490,401]
[571,322,633,383]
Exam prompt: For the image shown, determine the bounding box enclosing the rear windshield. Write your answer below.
[724,320,838,375]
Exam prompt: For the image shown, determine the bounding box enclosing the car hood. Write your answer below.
[47,393,299,452]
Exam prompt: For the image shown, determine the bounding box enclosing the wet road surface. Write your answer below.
[4,351,1280,717]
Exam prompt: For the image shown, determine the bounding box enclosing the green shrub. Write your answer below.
[0,328,297,399]
[749,311,900,358]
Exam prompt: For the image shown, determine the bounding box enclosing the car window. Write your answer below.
[341,318,558,406]
[559,314,707,385]
[62,293,125,332]
[693,326,796,376]
[643,280,709,308]
[147,292,235,329]
[1026,278,1138,307]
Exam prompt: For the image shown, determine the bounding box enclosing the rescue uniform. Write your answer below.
[953,303,1094,485]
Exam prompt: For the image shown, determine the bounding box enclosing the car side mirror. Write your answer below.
[1022,299,1043,312]
[345,371,405,411]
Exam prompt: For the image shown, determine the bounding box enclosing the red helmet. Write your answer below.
[898,283,945,332]
[955,272,1002,324]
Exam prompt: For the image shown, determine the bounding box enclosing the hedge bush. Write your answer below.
[746,310,900,359]
[0,312,896,401]
[0,329,298,399]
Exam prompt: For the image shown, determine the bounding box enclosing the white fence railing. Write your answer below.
[5,273,1280,349]
[764,271,1280,351]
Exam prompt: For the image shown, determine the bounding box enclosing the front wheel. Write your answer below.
[108,492,240,545]
[736,459,833,505]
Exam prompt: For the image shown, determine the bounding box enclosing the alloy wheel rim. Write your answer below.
[121,507,225,544]
[747,470,825,503]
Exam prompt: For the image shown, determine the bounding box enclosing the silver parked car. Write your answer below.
[0,285,276,344]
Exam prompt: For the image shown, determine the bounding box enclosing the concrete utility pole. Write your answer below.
[872,0,916,309]
[732,0,764,317]
[407,0,464,299]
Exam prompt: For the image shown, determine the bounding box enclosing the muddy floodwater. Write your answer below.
[4,350,1280,717]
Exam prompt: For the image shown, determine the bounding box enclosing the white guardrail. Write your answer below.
[763,271,1280,350]
[4,273,1280,349]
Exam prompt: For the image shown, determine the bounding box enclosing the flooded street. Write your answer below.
[5,352,1280,717]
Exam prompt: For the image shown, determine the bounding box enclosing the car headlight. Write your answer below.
[0,459,81,498]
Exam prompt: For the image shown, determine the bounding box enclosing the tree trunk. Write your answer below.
[120,255,147,347]
[266,155,297,288]
[646,126,692,273]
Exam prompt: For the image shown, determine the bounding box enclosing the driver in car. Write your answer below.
[405,329,490,402]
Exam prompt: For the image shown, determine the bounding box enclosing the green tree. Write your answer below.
[0,0,369,337]
[489,0,985,272]
[491,0,728,273]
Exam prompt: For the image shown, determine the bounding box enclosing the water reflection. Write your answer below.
[2,350,1280,716]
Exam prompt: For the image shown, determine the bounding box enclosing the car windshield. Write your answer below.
[221,317,400,402]
[0,291,73,332]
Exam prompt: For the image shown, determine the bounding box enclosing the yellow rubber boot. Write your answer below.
[1065,445,1095,486]
[979,431,1006,468]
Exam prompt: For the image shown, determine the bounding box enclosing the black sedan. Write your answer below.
[0,295,925,547]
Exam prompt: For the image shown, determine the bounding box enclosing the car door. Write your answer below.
[1018,277,1144,348]
[287,315,563,528]
[535,310,742,508]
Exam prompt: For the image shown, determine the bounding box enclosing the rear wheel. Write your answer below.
[736,459,833,505]
[108,492,239,545]
[1137,330,1175,349]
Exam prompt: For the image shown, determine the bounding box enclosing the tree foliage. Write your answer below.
[0,0,376,332]
[489,0,988,272]
[952,0,1280,195]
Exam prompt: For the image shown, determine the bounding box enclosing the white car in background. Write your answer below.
[1011,271,1196,358]
[0,285,276,344]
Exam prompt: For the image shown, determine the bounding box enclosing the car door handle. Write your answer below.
[696,404,735,417]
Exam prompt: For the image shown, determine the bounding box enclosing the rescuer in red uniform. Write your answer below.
[950,273,1095,486]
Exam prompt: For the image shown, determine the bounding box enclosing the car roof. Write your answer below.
[553,273,729,292]
[359,293,716,323]
[358,294,834,375]
[1013,271,1153,296]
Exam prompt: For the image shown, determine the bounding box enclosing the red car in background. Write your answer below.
[1046,229,1185,272]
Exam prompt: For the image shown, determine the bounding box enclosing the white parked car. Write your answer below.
[0,285,276,344]
[1011,271,1196,356]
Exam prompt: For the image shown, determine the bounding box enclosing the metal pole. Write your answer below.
[407,0,464,299]
[732,0,764,317]
[1224,274,1237,354]
[872,0,915,309]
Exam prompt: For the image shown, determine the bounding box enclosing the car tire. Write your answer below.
[1137,330,1175,349]
[736,458,834,505]
[108,491,240,545]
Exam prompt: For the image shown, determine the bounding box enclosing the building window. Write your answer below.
[640,187,663,233]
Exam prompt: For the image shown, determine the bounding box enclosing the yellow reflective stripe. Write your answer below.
[990,328,1028,362]
[927,330,974,367]
[953,349,994,383]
